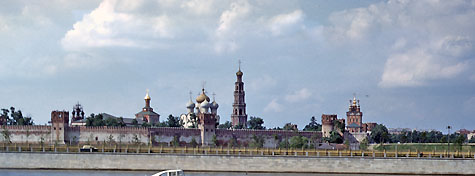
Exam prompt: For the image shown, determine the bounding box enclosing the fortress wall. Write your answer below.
[0,152,473,175]
[1,125,52,144]
[66,126,149,145]
[215,129,321,148]
[151,127,201,145]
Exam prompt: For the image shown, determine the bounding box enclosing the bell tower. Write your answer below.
[231,60,247,128]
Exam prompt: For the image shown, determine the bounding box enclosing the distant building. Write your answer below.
[135,90,160,124]
[231,64,247,128]
[346,97,377,134]
[346,97,363,133]
[70,103,86,126]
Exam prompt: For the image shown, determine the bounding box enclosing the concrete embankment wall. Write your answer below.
[0,152,474,175]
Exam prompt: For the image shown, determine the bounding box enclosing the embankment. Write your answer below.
[0,152,474,175]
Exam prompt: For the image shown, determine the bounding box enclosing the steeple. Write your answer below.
[231,60,247,128]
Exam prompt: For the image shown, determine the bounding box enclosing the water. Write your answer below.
[0,170,425,176]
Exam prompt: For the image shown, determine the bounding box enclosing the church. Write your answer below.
[180,88,220,128]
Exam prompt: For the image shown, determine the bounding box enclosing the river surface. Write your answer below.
[0,169,428,176]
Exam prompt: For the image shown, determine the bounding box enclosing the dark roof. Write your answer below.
[99,113,144,125]
[135,111,159,116]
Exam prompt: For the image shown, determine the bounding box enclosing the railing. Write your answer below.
[0,143,473,159]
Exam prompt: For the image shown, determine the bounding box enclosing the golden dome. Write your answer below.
[352,97,357,106]
[236,70,243,76]
[196,89,210,103]
[144,90,151,100]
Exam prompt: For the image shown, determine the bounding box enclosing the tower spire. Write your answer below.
[238,59,241,71]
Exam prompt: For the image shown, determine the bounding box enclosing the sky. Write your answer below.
[0,0,474,132]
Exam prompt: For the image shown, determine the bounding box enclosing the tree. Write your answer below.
[228,137,238,148]
[283,123,297,131]
[132,134,141,145]
[0,107,34,125]
[303,116,322,131]
[155,121,167,127]
[279,138,290,149]
[171,136,180,147]
[249,135,264,148]
[218,121,233,129]
[131,119,138,127]
[233,124,244,129]
[141,122,151,127]
[92,114,104,126]
[360,138,369,150]
[328,131,343,144]
[454,134,466,150]
[104,117,118,126]
[212,135,218,147]
[107,134,115,145]
[333,120,345,133]
[370,124,390,143]
[247,117,265,130]
[289,136,309,149]
[166,114,180,127]
[1,126,11,143]
[190,137,198,147]
[117,117,126,127]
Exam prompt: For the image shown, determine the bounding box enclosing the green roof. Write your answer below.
[135,111,159,116]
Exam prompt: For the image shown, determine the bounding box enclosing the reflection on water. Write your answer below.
[0,170,425,176]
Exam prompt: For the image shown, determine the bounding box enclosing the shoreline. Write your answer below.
[0,152,474,175]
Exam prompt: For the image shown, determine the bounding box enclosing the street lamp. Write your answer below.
[447,125,451,157]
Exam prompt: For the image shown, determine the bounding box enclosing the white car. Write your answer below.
[152,170,185,176]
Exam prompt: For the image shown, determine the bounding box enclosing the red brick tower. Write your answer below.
[51,111,69,144]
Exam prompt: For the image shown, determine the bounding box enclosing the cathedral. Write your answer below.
[180,89,220,128]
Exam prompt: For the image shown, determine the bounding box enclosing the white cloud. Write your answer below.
[181,0,215,15]
[324,0,475,87]
[214,0,251,53]
[285,88,312,102]
[268,9,303,36]
[61,0,173,51]
[379,48,469,87]
[264,98,283,112]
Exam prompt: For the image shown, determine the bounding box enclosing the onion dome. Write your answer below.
[352,97,357,106]
[236,70,243,76]
[186,100,195,109]
[200,99,210,108]
[196,89,210,103]
[210,100,219,109]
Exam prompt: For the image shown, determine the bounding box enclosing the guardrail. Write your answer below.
[1,143,473,159]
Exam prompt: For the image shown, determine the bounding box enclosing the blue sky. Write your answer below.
[0,0,474,131]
